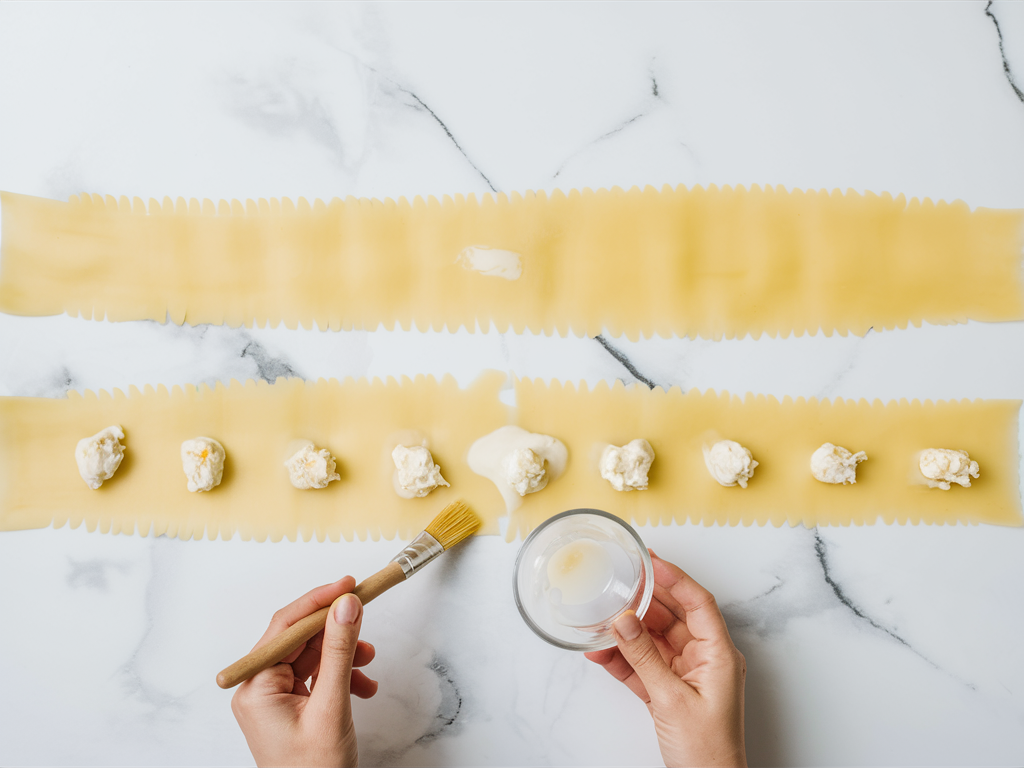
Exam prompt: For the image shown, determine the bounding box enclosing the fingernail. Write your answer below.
[613,610,641,641]
[334,593,361,625]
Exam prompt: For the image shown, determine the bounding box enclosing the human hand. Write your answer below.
[230,577,378,767]
[585,553,746,768]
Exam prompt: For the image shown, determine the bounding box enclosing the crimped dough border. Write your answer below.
[1,185,1020,339]
[0,374,1017,542]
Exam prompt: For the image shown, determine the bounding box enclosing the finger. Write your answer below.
[651,557,732,644]
[650,631,678,666]
[641,595,678,636]
[307,592,363,720]
[353,640,375,668]
[281,626,325,666]
[651,583,697,650]
[583,647,617,665]
[612,610,691,706]
[585,644,653,703]
[252,576,357,652]
[291,644,322,683]
[281,642,308,665]
[239,663,295,699]
[297,637,374,684]
[350,668,379,699]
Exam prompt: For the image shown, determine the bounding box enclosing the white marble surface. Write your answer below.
[1,2,1024,765]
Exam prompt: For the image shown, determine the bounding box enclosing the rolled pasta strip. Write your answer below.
[1,185,1020,338]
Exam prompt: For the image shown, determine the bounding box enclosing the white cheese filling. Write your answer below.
[919,448,979,490]
[392,444,449,498]
[599,438,655,491]
[703,439,758,488]
[810,443,867,485]
[75,425,125,490]
[181,436,226,493]
[285,442,341,490]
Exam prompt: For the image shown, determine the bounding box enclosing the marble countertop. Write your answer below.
[2,2,1023,765]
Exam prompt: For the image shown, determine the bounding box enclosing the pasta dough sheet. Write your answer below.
[506,379,1022,538]
[1,186,1020,340]
[0,374,1019,541]
[0,374,510,541]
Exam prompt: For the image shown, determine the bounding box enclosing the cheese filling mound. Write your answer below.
[392,445,449,498]
[467,426,568,512]
[285,443,341,490]
[810,443,867,485]
[506,447,547,496]
[75,425,126,490]
[181,436,226,493]
[920,448,979,490]
[600,439,655,491]
[703,439,758,488]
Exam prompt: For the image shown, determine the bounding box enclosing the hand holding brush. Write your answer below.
[218,500,481,689]
[226,500,480,768]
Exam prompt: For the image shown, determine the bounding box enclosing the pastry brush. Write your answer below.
[216,500,481,689]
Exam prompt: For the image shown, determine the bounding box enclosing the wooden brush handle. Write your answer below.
[216,562,406,689]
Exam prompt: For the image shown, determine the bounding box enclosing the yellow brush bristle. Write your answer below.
[424,500,481,550]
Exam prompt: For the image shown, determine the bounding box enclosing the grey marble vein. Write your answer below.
[239,332,302,383]
[553,112,647,180]
[50,365,76,398]
[723,529,976,693]
[397,87,499,193]
[593,334,659,389]
[66,557,130,591]
[117,538,191,719]
[227,71,352,168]
[986,1,1024,103]
[416,653,464,744]
[812,531,919,657]
[811,531,978,692]
[549,57,698,185]
[318,39,499,193]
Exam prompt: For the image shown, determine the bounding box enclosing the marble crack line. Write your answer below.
[649,55,662,99]
[299,41,499,192]
[813,530,976,692]
[415,653,464,744]
[553,112,647,179]
[399,87,498,193]
[986,1,1024,104]
[239,332,301,383]
[593,334,659,390]
[749,577,784,603]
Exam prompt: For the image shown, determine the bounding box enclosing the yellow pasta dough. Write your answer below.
[0,374,1018,541]
[1,185,1020,339]
[506,379,1022,537]
[0,374,509,541]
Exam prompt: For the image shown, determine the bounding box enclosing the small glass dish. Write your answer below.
[513,508,654,652]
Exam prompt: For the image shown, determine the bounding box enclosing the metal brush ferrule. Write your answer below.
[391,531,445,578]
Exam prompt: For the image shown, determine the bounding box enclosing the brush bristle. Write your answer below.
[424,500,481,549]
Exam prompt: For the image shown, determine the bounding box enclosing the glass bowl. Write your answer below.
[513,508,654,651]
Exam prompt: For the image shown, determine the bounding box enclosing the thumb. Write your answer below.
[309,592,363,718]
[612,610,684,703]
